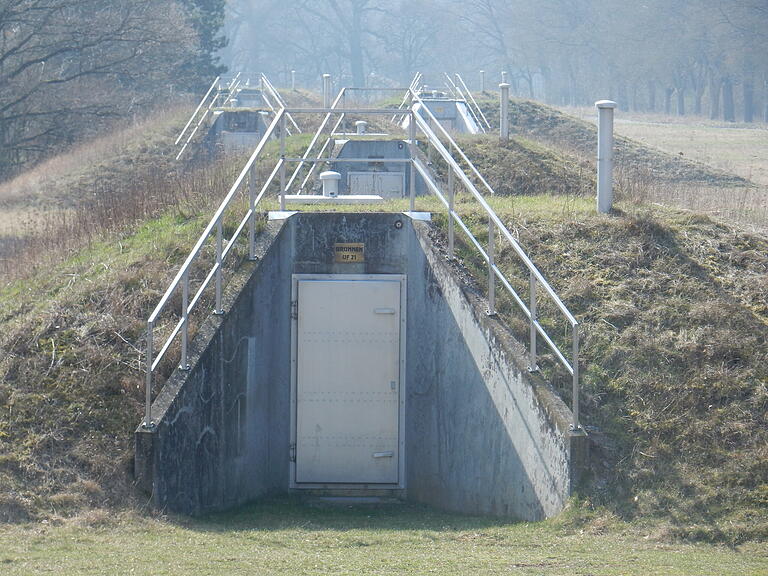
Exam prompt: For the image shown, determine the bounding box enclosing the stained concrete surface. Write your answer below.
[135,213,586,519]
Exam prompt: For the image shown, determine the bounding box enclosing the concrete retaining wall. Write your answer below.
[135,213,586,519]
[406,222,586,519]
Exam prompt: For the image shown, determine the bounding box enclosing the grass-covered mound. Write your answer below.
[477,96,749,187]
[1,90,766,547]
[0,215,207,522]
[437,194,768,542]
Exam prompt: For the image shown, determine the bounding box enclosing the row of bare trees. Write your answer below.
[0,0,225,180]
[223,0,768,122]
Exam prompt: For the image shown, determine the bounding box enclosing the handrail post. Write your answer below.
[408,109,416,212]
[529,274,538,371]
[448,160,455,259]
[180,270,190,370]
[572,326,580,430]
[248,163,257,260]
[487,217,496,315]
[280,113,287,211]
[143,321,154,429]
[214,219,224,315]
[342,90,348,134]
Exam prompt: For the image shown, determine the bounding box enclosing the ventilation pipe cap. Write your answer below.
[355,120,368,134]
[319,171,341,197]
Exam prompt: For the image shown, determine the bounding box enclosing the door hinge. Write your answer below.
[290,300,298,320]
[289,442,296,463]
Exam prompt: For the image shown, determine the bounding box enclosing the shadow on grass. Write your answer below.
[180,495,524,534]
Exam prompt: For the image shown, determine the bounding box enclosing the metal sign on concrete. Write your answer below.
[334,243,365,263]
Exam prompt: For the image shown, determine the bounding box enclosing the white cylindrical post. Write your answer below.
[499,83,510,142]
[291,70,296,90]
[320,171,341,197]
[596,100,617,213]
[248,163,257,260]
[144,322,154,428]
[487,218,496,316]
[355,120,368,135]
[447,164,455,259]
[279,114,287,211]
[322,74,331,109]
[408,111,416,212]
[480,70,485,92]
[501,71,508,84]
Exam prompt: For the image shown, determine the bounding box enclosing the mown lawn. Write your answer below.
[1,498,767,576]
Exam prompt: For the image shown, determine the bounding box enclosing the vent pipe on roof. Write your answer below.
[320,171,341,197]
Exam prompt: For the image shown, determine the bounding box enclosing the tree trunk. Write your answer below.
[632,83,639,111]
[664,87,673,115]
[764,79,768,123]
[694,82,705,115]
[677,88,685,115]
[618,82,629,111]
[525,70,535,99]
[743,78,754,123]
[349,5,364,87]
[722,77,735,122]
[648,79,656,111]
[709,76,721,120]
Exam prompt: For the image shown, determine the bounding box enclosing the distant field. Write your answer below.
[1,499,767,576]
[562,107,768,186]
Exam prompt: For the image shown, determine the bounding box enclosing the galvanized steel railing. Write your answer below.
[408,88,580,430]
[143,108,285,428]
[175,74,242,160]
[143,85,581,431]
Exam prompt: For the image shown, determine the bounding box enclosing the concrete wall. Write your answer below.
[405,222,585,520]
[135,220,293,514]
[135,213,586,519]
[331,140,425,197]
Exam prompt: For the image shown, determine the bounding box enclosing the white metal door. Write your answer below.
[348,172,405,197]
[296,279,401,484]
[375,172,405,197]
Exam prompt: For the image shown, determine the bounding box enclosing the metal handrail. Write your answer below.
[456,73,492,131]
[391,72,422,124]
[143,108,286,428]
[260,74,302,134]
[175,77,220,146]
[145,86,581,432]
[409,91,497,197]
[408,100,580,429]
[444,75,486,134]
[442,72,460,98]
[284,88,347,193]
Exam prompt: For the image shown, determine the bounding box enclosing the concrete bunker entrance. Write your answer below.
[291,275,406,488]
[135,212,585,520]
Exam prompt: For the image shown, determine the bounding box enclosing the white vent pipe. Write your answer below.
[595,100,617,213]
[499,83,510,142]
[322,74,331,109]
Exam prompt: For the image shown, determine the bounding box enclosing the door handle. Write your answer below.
[373,451,394,459]
[374,308,396,315]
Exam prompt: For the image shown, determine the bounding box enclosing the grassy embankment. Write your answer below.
[561,106,768,186]
[478,96,767,231]
[0,96,766,570]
